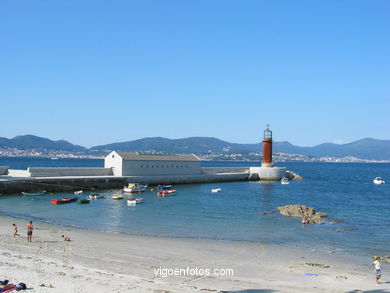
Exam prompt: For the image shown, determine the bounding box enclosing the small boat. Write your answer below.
[373,177,385,184]
[281,177,289,185]
[157,185,176,197]
[88,194,105,200]
[51,197,78,205]
[123,183,148,193]
[77,198,90,204]
[74,190,83,195]
[127,197,143,205]
[112,195,124,200]
[211,188,222,193]
[22,190,47,196]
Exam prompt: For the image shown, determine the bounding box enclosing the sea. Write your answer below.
[1,157,389,257]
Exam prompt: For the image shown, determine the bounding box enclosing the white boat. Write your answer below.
[127,197,143,205]
[74,190,83,195]
[21,190,47,196]
[281,177,289,184]
[123,183,148,193]
[88,194,105,200]
[211,188,222,193]
[373,177,385,184]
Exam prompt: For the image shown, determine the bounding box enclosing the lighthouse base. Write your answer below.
[249,167,286,181]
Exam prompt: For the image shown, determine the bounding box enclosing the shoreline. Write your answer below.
[1,214,388,292]
[0,211,375,259]
[0,210,383,259]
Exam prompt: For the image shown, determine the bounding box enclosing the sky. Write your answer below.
[1,0,389,147]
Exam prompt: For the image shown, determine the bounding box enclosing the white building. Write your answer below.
[104,151,202,176]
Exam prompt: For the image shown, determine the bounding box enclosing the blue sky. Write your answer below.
[1,0,389,147]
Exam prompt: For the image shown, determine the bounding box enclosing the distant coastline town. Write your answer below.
[1,134,390,163]
[1,147,389,163]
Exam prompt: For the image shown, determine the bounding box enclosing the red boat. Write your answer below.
[51,197,78,205]
[157,185,176,197]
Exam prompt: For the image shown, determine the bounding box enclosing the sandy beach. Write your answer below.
[0,215,388,293]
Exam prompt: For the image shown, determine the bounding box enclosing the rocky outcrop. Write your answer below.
[285,170,304,180]
[276,205,328,224]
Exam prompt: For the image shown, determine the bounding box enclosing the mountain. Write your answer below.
[2,135,390,160]
[92,137,390,160]
[273,138,390,160]
[0,135,85,151]
[91,137,257,155]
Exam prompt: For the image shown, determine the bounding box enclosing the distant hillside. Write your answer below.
[92,137,390,160]
[91,137,257,155]
[273,138,390,160]
[0,135,85,151]
[2,135,390,160]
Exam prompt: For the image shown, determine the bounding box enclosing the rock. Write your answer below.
[276,205,328,225]
[257,211,274,215]
[285,170,304,180]
[343,227,358,231]
[276,205,316,217]
[314,212,328,218]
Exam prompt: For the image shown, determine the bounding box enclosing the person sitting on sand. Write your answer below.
[372,256,381,284]
[0,283,16,292]
[62,235,71,241]
[302,216,308,224]
[12,223,20,238]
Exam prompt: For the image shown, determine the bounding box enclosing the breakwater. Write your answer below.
[0,169,252,194]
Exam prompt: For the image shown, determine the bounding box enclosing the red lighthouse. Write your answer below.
[262,125,273,167]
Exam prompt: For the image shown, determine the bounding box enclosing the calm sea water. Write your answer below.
[1,157,389,256]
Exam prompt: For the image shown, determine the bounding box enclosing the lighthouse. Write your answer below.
[262,125,273,167]
[249,124,286,180]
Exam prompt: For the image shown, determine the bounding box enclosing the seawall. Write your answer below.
[0,171,251,195]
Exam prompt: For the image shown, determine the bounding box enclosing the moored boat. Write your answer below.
[74,190,83,195]
[373,177,385,184]
[112,195,124,200]
[211,188,222,193]
[127,197,143,205]
[77,198,91,204]
[157,185,176,197]
[21,190,47,196]
[123,183,148,193]
[281,177,289,185]
[51,197,78,205]
[88,194,105,200]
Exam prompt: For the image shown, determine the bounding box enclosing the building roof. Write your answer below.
[114,152,200,162]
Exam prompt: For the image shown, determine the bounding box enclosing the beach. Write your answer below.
[1,215,388,293]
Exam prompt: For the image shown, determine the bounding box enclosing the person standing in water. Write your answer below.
[372,256,382,284]
[27,221,33,243]
[12,223,20,237]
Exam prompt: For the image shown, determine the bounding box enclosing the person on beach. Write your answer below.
[27,221,33,243]
[302,216,308,224]
[62,235,71,241]
[12,223,20,237]
[372,256,381,284]
[0,283,16,292]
